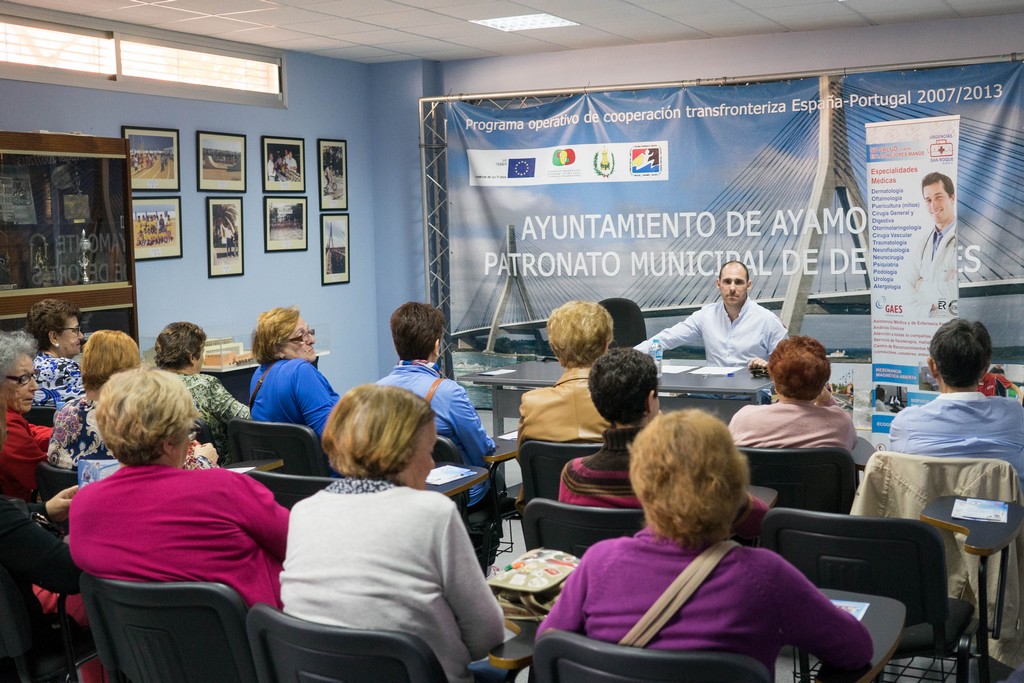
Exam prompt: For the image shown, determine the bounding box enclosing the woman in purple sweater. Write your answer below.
[538,409,872,675]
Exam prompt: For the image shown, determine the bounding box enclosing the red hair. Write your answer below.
[767,336,830,401]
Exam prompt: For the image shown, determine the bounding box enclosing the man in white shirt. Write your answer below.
[889,319,1024,486]
[904,172,958,318]
[635,260,787,370]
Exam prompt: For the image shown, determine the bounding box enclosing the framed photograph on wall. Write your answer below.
[321,214,350,285]
[197,131,246,192]
[262,136,305,192]
[123,126,179,192]
[317,138,348,211]
[264,196,307,252]
[131,196,183,261]
[206,196,244,277]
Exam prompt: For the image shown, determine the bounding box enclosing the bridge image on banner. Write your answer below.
[435,62,1024,360]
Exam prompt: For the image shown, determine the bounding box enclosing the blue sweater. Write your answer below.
[250,359,340,438]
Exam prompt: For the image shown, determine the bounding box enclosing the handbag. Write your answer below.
[488,548,581,621]
[618,540,738,648]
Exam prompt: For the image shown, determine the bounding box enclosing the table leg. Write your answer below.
[993,547,1010,640]
[978,556,991,683]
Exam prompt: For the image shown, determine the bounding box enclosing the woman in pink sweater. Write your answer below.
[728,336,857,451]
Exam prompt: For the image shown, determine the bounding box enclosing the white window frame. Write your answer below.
[0,7,286,108]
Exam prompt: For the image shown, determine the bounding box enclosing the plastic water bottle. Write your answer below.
[650,338,663,378]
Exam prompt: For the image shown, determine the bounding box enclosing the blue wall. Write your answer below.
[0,51,427,392]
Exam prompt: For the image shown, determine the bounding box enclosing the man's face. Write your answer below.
[716,263,751,308]
[923,181,956,230]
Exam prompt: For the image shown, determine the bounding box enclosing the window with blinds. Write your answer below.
[0,18,283,105]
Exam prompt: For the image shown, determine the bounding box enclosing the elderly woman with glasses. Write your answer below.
[281,384,504,683]
[0,330,53,499]
[26,298,86,407]
[70,366,289,608]
[249,306,339,438]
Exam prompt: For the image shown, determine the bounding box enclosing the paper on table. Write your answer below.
[426,465,474,485]
[831,600,869,621]
[661,365,698,374]
[952,498,1008,523]
[690,366,743,376]
[482,368,516,376]
[498,430,518,441]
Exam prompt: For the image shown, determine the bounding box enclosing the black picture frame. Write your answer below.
[206,196,244,277]
[321,214,350,285]
[197,131,246,192]
[131,196,183,261]
[262,136,305,193]
[264,196,308,252]
[123,126,180,192]
[317,138,348,211]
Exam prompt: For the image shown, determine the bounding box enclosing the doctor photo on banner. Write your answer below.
[904,171,958,319]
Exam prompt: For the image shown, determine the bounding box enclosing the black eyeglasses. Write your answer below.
[63,326,82,335]
[287,328,315,343]
[5,373,35,386]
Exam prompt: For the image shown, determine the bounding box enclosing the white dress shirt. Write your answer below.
[635,299,787,366]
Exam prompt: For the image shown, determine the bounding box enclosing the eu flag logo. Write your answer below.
[507,158,536,178]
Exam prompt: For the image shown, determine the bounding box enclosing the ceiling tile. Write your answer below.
[159,0,267,12]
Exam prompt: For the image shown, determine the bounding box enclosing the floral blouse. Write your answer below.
[179,373,250,464]
[33,353,85,407]
[47,397,214,472]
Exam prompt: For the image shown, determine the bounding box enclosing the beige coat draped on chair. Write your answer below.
[851,451,1024,667]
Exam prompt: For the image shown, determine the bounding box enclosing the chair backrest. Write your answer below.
[533,630,770,683]
[0,563,33,663]
[247,470,332,509]
[519,440,601,503]
[80,574,257,683]
[246,603,447,683]
[227,418,329,476]
[523,498,644,555]
[739,446,857,513]
[432,435,461,466]
[598,298,647,349]
[26,405,57,428]
[36,461,79,503]
[760,508,950,633]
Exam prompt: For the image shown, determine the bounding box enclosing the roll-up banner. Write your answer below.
[866,115,960,446]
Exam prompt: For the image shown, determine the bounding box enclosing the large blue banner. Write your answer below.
[446,62,1024,362]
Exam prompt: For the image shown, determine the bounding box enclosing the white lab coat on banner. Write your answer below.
[904,219,958,318]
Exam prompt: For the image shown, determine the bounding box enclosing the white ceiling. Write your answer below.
[5,0,1024,64]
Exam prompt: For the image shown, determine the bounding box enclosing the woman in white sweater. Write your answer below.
[280,384,505,683]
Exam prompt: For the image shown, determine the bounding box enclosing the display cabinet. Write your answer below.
[0,131,137,338]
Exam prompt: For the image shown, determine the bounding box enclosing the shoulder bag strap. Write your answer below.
[424,377,444,404]
[248,360,279,409]
[618,540,739,648]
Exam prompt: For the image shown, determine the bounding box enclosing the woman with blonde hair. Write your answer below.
[517,300,613,449]
[70,366,288,608]
[539,409,872,674]
[281,384,504,683]
[249,306,338,437]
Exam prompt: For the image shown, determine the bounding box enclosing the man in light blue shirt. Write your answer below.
[377,302,495,507]
[889,319,1024,486]
[635,260,787,369]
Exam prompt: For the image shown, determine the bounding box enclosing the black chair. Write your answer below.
[246,603,448,683]
[519,440,601,504]
[760,508,977,683]
[533,630,770,683]
[0,564,96,683]
[24,407,56,429]
[247,470,332,509]
[434,435,505,571]
[34,462,77,505]
[193,418,214,446]
[522,499,644,555]
[227,418,329,476]
[739,446,857,514]
[598,297,647,348]
[80,574,257,683]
